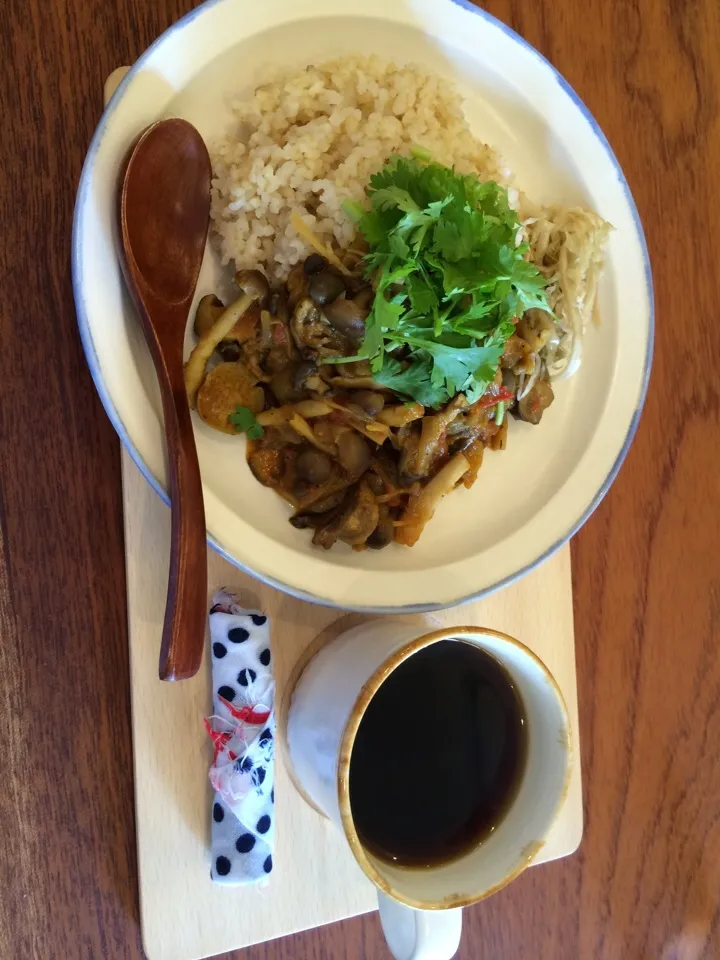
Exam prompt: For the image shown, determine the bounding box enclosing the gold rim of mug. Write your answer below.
[335,625,573,911]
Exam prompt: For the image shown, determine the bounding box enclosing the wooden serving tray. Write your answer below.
[123,451,582,960]
[107,65,582,960]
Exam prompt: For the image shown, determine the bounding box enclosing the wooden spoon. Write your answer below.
[119,118,211,681]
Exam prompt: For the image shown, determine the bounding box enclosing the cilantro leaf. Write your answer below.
[352,155,551,408]
[389,232,410,259]
[392,336,504,401]
[406,273,438,315]
[228,406,264,439]
[374,356,445,408]
[372,186,421,214]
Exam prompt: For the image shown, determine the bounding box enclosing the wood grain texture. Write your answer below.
[119,118,211,681]
[122,453,580,960]
[0,0,718,959]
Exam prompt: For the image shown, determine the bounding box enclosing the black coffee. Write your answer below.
[349,639,527,868]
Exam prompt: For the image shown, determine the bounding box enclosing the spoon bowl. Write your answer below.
[123,122,211,305]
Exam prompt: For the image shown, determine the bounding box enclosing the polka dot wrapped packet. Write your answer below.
[205,589,275,885]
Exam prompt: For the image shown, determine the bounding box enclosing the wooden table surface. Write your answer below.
[1,0,718,958]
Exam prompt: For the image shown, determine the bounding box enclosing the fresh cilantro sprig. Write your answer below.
[350,156,551,408]
[228,406,264,439]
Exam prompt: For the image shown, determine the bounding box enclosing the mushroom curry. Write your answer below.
[184,252,554,551]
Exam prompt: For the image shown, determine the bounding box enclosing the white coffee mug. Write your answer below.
[285,621,572,960]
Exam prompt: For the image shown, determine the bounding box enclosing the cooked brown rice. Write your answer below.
[210,56,507,281]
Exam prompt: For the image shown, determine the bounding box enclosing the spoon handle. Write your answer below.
[150,319,207,681]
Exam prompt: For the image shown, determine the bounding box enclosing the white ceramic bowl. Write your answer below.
[72,0,653,612]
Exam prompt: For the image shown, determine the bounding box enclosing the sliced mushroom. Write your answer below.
[395,453,470,548]
[364,473,383,497]
[337,430,372,477]
[312,397,391,446]
[516,310,555,353]
[352,390,385,416]
[501,334,531,369]
[501,367,517,398]
[341,359,373,378]
[274,423,305,445]
[311,418,336,446]
[329,376,384,391]
[461,438,484,489]
[398,424,422,486]
[303,253,327,276]
[377,402,424,428]
[292,360,317,392]
[287,412,336,455]
[305,488,348,514]
[515,379,554,424]
[312,480,379,549]
[286,263,309,308]
[372,449,401,490]
[186,304,247,404]
[367,506,395,549]
[194,295,256,361]
[353,287,374,310]
[289,488,348,530]
[295,473,353,511]
[269,289,289,323]
[290,298,346,356]
[322,296,367,343]
[257,401,333,428]
[235,269,270,305]
[217,341,242,362]
[445,420,469,441]
[296,446,333,485]
[270,360,317,404]
[185,276,270,407]
[415,395,467,477]
[289,513,317,531]
[308,270,346,306]
[194,295,225,339]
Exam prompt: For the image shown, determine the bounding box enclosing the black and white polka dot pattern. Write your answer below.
[207,589,275,887]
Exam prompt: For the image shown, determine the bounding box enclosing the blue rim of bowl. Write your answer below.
[72,0,654,614]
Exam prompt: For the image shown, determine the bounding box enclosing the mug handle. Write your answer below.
[377,892,462,960]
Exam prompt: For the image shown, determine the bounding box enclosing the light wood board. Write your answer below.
[110,51,581,960]
[123,451,582,960]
